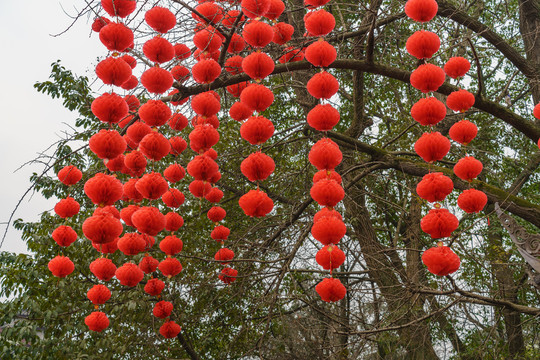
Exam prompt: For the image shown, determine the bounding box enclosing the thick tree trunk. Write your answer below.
[519,0,540,108]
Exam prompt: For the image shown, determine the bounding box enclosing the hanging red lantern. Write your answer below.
[153,300,174,319]
[87,284,111,305]
[239,189,274,217]
[307,104,340,131]
[243,21,274,48]
[240,84,274,112]
[206,188,224,203]
[211,225,230,241]
[118,76,137,93]
[241,0,271,18]
[144,278,165,296]
[405,30,440,59]
[227,82,250,98]
[96,57,132,86]
[126,122,152,145]
[57,165,82,186]
[169,136,188,155]
[313,170,342,184]
[90,258,117,281]
[139,132,172,161]
[93,206,120,219]
[121,54,137,69]
[52,225,77,247]
[162,188,185,208]
[168,113,188,131]
[279,49,304,64]
[242,52,275,80]
[131,206,166,236]
[410,97,447,126]
[143,37,175,64]
[223,10,244,28]
[141,66,173,94]
[273,22,294,45]
[240,116,275,145]
[99,22,134,52]
[164,164,186,183]
[533,102,540,119]
[227,33,245,54]
[229,102,253,122]
[91,17,111,32]
[171,65,190,82]
[104,154,125,173]
[101,0,136,18]
[266,0,285,19]
[307,71,339,99]
[159,257,183,277]
[315,277,346,302]
[124,151,147,175]
[48,256,75,278]
[421,208,459,238]
[174,43,191,61]
[192,59,222,84]
[304,10,336,37]
[139,100,171,127]
[316,245,346,270]
[160,321,181,338]
[404,0,438,23]
[446,89,475,112]
[117,233,146,256]
[84,173,124,206]
[120,205,139,227]
[54,197,80,218]
[159,235,183,256]
[89,130,127,160]
[116,262,144,287]
[194,2,224,24]
[193,28,223,53]
[83,213,123,244]
[305,40,337,68]
[189,125,220,153]
[139,255,159,274]
[207,206,227,222]
[123,179,143,203]
[192,115,220,129]
[219,267,238,284]
[191,92,221,117]
[85,311,109,332]
[189,180,213,198]
[449,120,478,145]
[310,179,345,207]
[225,55,244,74]
[165,212,184,232]
[444,57,471,79]
[453,156,483,181]
[457,189,488,213]
[91,92,129,124]
[313,207,343,223]
[215,248,235,265]
[414,132,451,163]
[145,6,176,33]
[422,245,460,276]
[241,152,275,181]
[193,49,220,62]
[416,172,453,202]
[309,138,342,170]
[311,216,347,245]
[410,64,445,93]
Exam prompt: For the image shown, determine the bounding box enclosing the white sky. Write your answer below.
[0,1,103,254]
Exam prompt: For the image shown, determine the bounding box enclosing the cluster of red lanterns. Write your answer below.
[301,0,346,303]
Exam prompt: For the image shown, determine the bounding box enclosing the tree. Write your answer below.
[1,0,540,359]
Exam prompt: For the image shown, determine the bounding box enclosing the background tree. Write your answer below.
[1,0,540,359]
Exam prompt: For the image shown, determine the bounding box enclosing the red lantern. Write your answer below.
[453,156,483,181]
[54,197,80,218]
[168,113,188,131]
[219,267,238,284]
[457,189,487,213]
[273,22,294,45]
[446,89,475,112]
[533,102,540,119]
[309,138,342,170]
[444,57,471,79]
[307,104,340,131]
[240,84,274,112]
[310,179,345,207]
[206,188,224,203]
[313,170,342,184]
[145,6,176,33]
[420,208,459,239]
[162,188,185,208]
[160,321,181,338]
[101,0,136,18]
[131,206,165,236]
[144,278,165,296]
[223,10,244,28]
[304,10,336,37]
[189,125,220,153]
[57,165,82,186]
[174,43,191,61]
[313,207,343,223]
[316,277,346,302]
[117,233,146,256]
[207,206,226,222]
[404,0,438,23]
[85,311,109,332]
[169,136,187,156]
[449,120,477,145]
[91,92,129,124]
[242,52,275,80]
[240,116,275,145]
[91,17,111,32]
[160,235,183,255]
[311,216,347,245]
[83,213,123,244]
[241,0,271,19]
[165,212,184,232]
[139,100,171,127]
[229,102,254,122]
[153,300,174,319]
[193,28,223,53]
[405,30,440,59]
[87,284,111,305]
[316,245,346,270]
[225,55,244,75]
[48,256,74,278]
[410,97,446,126]
[93,206,120,219]
[164,164,186,183]
[422,245,460,276]
[143,37,175,63]
[104,154,125,173]
[410,64,445,93]
[90,258,117,281]
[96,57,132,86]
[89,130,127,160]
[279,49,304,65]
[141,66,173,94]
[99,22,134,52]
[215,248,235,265]
[139,255,159,274]
[139,132,172,161]
[121,54,136,68]
[159,257,183,277]
[52,225,77,247]
[241,152,275,181]
[211,225,230,241]
[416,172,453,202]
[414,132,451,163]
[192,92,221,117]
[171,65,190,82]
[189,180,213,198]
[84,173,124,206]
[194,2,224,24]
[307,71,339,99]
[123,179,143,203]
[305,40,337,68]
[239,189,274,217]
[227,81,250,98]
[126,122,152,145]
[120,205,139,227]
[124,151,147,175]
[116,262,144,287]
[243,21,274,48]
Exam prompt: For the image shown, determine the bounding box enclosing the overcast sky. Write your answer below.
[0,1,103,254]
